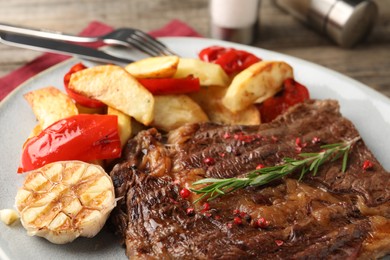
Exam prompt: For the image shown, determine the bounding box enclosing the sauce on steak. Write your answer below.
[110,100,390,259]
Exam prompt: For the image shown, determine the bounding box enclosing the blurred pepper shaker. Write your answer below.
[273,0,378,48]
[210,0,261,44]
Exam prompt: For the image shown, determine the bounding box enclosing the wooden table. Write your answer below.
[0,0,389,97]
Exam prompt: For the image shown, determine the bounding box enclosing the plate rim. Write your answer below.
[0,58,76,107]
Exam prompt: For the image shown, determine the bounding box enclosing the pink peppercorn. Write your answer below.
[256,164,265,170]
[233,217,242,225]
[179,188,191,199]
[275,240,284,246]
[204,157,215,166]
[362,160,374,170]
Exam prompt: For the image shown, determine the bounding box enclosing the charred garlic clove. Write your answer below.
[0,209,19,225]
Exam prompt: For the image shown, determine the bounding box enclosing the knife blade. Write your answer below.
[0,31,134,64]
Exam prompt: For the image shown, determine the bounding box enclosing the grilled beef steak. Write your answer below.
[110,100,390,259]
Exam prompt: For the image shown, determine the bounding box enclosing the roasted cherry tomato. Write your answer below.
[18,114,121,173]
[258,78,310,123]
[199,46,261,75]
[137,76,200,95]
[64,63,106,108]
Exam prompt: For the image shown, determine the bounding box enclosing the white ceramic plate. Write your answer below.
[1,37,389,260]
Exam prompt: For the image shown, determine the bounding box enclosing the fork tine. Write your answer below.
[132,32,169,56]
[129,33,164,56]
[133,30,178,56]
[136,30,178,55]
[125,36,161,57]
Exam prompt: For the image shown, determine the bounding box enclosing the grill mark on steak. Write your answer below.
[110,99,390,259]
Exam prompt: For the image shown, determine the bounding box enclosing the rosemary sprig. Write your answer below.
[191,138,360,203]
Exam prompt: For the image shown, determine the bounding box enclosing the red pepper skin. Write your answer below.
[137,77,200,95]
[199,46,230,62]
[64,63,106,108]
[214,49,261,75]
[258,78,310,123]
[199,46,261,75]
[18,114,121,173]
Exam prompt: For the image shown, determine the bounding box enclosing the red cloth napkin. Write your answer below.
[0,19,201,101]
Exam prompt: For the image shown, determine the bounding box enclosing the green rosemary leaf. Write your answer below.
[291,160,306,167]
[309,158,319,171]
[192,178,230,185]
[312,160,320,176]
[214,187,225,195]
[299,152,320,157]
[259,165,284,173]
[283,157,296,163]
[342,148,349,172]
[249,173,276,186]
[320,143,343,149]
[298,165,308,181]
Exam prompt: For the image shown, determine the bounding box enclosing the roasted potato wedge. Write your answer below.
[125,56,179,78]
[190,87,260,125]
[174,58,230,87]
[152,95,209,132]
[222,61,293,113]
[107,106,132,147]
[24,86,78,130]
[68,65,154,125]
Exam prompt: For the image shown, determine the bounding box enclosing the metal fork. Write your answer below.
[0,23,177,57]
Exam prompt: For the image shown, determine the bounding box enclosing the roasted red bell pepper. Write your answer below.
[258,78,310,123]
[64,63,106,108]
[199,46,261,75]
[199,46,230,62]
[18,114,121,173]
[137,76,200,95]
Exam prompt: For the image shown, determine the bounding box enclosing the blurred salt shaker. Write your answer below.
[273,0,378,48]
[210,0,261,44]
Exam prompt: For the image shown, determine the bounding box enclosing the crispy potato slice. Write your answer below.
[190,87,260,125]
[222,61,293,113]
[173,58,230,87]
[152,95,209,132]
[24,86,78,129]
[107,106,132,147]
[125,56,179,78]
[68,65,154,125]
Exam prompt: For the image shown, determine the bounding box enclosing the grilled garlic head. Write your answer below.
[15,161,116,244]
